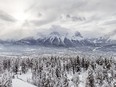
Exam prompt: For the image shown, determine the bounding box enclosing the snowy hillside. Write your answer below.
[0,55,116,87]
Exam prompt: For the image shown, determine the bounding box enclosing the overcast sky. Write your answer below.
[0,0,116,40]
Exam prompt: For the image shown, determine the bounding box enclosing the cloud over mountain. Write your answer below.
[0,0,116,40]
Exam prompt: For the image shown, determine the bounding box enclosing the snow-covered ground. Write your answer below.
[17,70,32,82]
[12,79,36,87]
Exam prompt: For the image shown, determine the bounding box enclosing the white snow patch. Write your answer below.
[12,79,36,87]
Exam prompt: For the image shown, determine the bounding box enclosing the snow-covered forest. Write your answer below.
[0,55,116,87]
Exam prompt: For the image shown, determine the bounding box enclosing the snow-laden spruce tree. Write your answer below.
[0,70,12,87]
[86,69,95,87]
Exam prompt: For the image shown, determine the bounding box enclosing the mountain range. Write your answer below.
[0,30,116,52]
